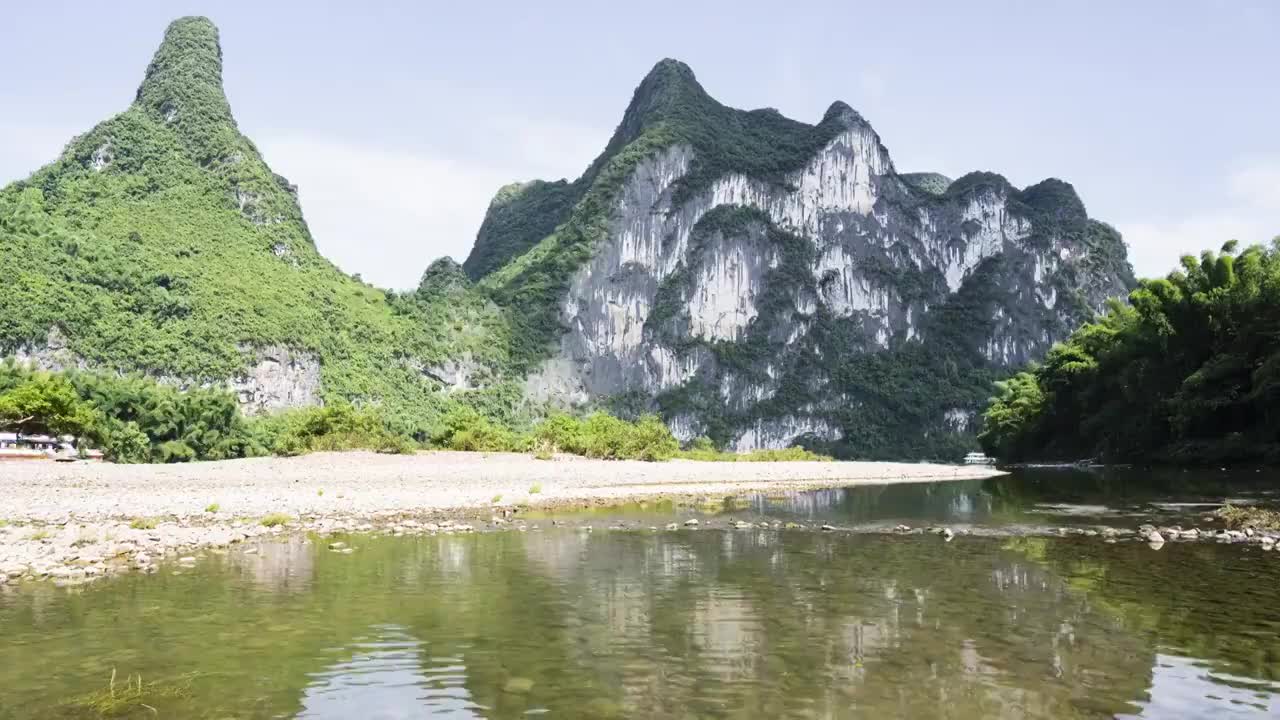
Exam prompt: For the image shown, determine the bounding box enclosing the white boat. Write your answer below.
[963,452,995,465]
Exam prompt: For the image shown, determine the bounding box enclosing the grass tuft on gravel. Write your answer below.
[260,512,292,528]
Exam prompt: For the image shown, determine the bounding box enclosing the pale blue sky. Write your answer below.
[3,0,1276,288]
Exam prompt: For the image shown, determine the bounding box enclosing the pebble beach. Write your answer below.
[0,451,1004,586]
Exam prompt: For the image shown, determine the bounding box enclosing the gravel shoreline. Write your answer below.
[0,451,1004,585]
[0,451,1005,521]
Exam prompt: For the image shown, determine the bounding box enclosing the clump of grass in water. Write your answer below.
[317,489,325,497]
[491,494,503,504]
[1218,504,1280,530]
[28,527,52,541]
[528,483,543,495]
[65,667,195,716]
[204,503,220,514]
[130,518,158,530]
[260,512,291,527]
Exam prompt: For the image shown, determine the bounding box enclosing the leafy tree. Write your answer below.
[0,371,98,438]
[980,237,1280,464]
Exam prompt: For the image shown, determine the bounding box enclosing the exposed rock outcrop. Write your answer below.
[506,61,1134,456]
[4,330,321,414]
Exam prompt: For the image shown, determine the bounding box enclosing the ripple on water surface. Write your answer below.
[1,469,1279,719]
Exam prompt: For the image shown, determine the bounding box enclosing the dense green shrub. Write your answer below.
[531,412,677,461]
[676,438,831,462]
[427,406,523,452]
[980,239,1280,464]
[254,404,417,456]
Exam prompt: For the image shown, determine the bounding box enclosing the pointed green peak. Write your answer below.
[604,58,711,151]
[822,100,867,128]
[629,58,706,115]
[134,17,236,154]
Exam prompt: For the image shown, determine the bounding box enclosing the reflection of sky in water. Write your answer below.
[1119,654,1279,719]
[297,624,492,719]
[5,474,1280,719]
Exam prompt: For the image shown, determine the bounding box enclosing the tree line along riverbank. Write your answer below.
[0,362,826,464]
[981,240,1280,466]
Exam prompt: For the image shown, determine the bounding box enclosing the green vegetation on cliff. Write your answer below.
[0,17,522,435]
[980,239,1280,464]
[462,180,582,281]
[473,60,851,366]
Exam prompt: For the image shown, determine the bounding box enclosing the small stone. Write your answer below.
[503,677,535,694]
[941,528,955,541]
[733,521,752,530]
[821,524,836,532]
[1145,530,1165,544]
[327,542,347,551]
[894,524,911,532]
[665,522,679,531]
[683,519,699,527]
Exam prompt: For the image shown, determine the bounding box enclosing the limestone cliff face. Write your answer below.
[5,328,321,414]
[502,61,1134,457]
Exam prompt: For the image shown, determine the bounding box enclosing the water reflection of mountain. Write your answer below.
[744,480,997,525]
[514,530,1160,717]
[2,529,1278,718]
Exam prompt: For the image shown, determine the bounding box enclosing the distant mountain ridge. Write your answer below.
[1,20,1135,459]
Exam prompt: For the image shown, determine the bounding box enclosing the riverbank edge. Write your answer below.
[0,453,1007,586]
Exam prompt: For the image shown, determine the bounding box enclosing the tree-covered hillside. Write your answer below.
[980,239,1280,464]
[0,17,519,433]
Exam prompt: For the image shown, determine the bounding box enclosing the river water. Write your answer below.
[1,467,1278,718]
